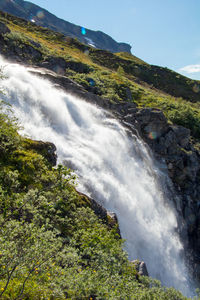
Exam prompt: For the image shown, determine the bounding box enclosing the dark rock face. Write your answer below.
[0,0,131,53]
[39,57,91,76]
[132,260,149,277]
[0,21,10,34]
[0,31,42,63]
[76,191,120,235]
[112,104,200,280]
[41,141,57,166]
[28,140,57,166]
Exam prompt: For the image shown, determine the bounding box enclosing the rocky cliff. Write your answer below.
[0,0,131,53]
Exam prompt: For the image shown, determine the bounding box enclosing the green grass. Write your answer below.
[1,10,200,143]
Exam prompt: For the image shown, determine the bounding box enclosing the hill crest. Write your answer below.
[0,0,132,53]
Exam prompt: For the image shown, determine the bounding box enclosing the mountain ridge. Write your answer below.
[0,0,132,53]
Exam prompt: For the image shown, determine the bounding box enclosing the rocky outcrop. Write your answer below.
[0,1,131,53]
[35,141,57,166]
[75,190,120,235]
[132,260,149,277]
[24,140,57,166]
[0,32,43,63]
[39,57,91,76]
[120,107,200,198]
[0,21,10,34]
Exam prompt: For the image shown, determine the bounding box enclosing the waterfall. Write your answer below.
[0,56,192,296]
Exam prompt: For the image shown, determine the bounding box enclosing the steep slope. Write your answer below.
[0,0,131,53]
[0,50,189,300]
[0,10,200,138]
[1,10,200,294]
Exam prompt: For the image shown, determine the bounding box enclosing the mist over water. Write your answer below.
[0,57,193,296]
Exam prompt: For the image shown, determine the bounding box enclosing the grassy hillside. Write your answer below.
[0,0,131,53]
[0,10,199,299]
[1,10,200,142]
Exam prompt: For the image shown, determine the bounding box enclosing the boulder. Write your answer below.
[171,125,190,148]
[124,108,169,140]
[39,58,91,75]
[132,260,149,276]
[27,140,57,166]
[39,57,68,75]
[107,211,121,236]
[0,22,10,35]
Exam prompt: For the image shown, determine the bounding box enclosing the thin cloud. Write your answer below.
[180,64,200,74]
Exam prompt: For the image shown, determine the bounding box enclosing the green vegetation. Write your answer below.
[1,10,200,143]
[0,93,189,299]
[0,10,200,298]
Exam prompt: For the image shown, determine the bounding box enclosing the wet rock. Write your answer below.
[44,142,57,166]
[132,260,149,276]
[184,207,196,227]
[107,211,120,235]
[174,195,183,213]
[76,191,121,235]
[89,197,108,222]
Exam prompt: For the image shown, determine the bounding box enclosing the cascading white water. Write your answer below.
[0,56,193,296]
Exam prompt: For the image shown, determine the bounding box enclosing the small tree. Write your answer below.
[117,65,125,77]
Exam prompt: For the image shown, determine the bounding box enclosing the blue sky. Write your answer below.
[30,0,200,80]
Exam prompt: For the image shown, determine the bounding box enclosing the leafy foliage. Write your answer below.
[0,94,189,299]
